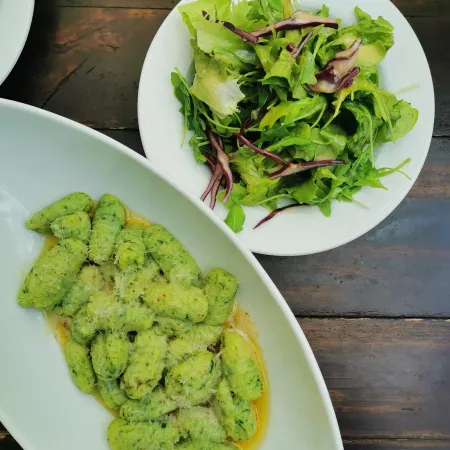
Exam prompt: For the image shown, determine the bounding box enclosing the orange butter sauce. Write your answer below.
[44,209,269,448]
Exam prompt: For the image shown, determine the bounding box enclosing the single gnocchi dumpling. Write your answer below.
[143,282,208,323]
[165,351,221,408]
[64,339,96,394]
[115,224,146,271]
[54,265,104,317]
[107,418,179,450]
[143,224,201,286]
[50,211,91,242]
[221,330,264,401]
[203,269,238,325]
[17,239,88,310]
[153,316,193,338]
[176,406,225,443]
[26,192,94,233]
[213,379,257,441]
[121,330,168,399]
[89,194,127,264]
[84,292,155,332]
[121,387,178,422]
[70,305,98,345]
[98,378,128,410]
[166,324,223,367]
[91,332,129,380]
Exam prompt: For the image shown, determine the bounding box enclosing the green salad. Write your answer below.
[171,0,418,232]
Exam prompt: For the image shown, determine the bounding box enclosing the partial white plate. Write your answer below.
[138,0,434,256]
[0,99,342,450]
[0,0,34,85]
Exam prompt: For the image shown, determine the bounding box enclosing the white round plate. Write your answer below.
[138,0,434,256]
[0,99,342,450]
[0,0,34,85]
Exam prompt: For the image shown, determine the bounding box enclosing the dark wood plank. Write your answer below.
[344,439,450,450]
[300,318,450,439]
[1,7,448,135]
[52,0,450,19]
[407,18,449,137]
[0,5,168,129]
[54,0,177,10]
[393,0,450,17]
[0,431,21,450]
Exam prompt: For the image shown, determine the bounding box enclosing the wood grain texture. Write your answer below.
[392,0,450,17]
[51,0,450,18]
[0,5,168,129]
[54,0,178,9]
[344,439,450,450]
[1,6,448,134]
[300,319,450,439]
[0,432,21,450]
[407,18,449,137]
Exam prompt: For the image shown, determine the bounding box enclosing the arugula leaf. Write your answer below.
[296,49,317,85]
[191,51,245,116]
[247,0,284,23]
[285,178,318,204]
[188,135,207,163]
[216,183,247,208]
[344,101,379,162]
[225,204,246,232]
[318,199,332,217]
[374,96,419,143]
[263,49,297,87]
[330,76,418,144]
[231,149,280,206]
[266,122,312,152]
[171,71,193,143]
[260,95,327,128]
[254,45,276,73]
[319,124,348,154]
[316,5,330,17]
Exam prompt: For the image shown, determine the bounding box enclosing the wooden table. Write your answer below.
[1,1,449,449]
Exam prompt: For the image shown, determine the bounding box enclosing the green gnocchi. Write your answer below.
[17,193,267,450]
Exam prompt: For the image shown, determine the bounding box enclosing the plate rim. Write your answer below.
[0,0,35,86]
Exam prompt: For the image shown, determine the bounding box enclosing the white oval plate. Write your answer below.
[138,0,434,256]
[0,99,342,450]
[0,0,34,85]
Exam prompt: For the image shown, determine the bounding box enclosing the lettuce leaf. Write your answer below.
[260,95,327,128]
[191,51,245,116]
